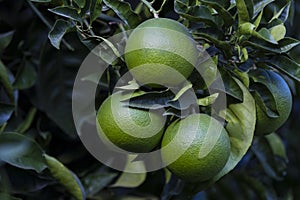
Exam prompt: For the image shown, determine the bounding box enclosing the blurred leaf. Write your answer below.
[13,60,37,89]
[0,193,21,200]
[253,28,278,44]
[0,60,14,103]
[15,108,37,134]
[74,0,86,8]
[197,93,219,106]
[236,0,254,25]
[270,2,291,23]
[44,154,86,200]
[83,170,117,197]
[3,165,53,193]
[253,10,263,28]
[174,1,222,27]
[163,107,191,118]
[200,0,234,26]
[265,133,288,161]
[49,6,82,23]
[30,0,51,2]
[103,0,141,28]
[253,0,274,17]
[171,83,193,101]
[110,155,146,188]
[0,132,46,173]
[251,137,286,180]
[89,0,102,24]
[269,24,286,41]
[265,55,300,82]
[48,19,75,49]
[0,30,14,52]
[0,103,14,126]
[116,80,140,90]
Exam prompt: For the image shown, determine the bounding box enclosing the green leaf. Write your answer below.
[73,0,86,8]
[265,55,300,82]
[0,103,14,126]
[0,193,21,200]
[48,19,75,49]
[0,132,47,173]
[210,69,243,102]
[0,30,14,52]
[171,83,193,101]
[15,108,37,134]
[110,155,146,188]
[174,1,222,27]
[163,107,191,118]
[13,60,37,89]
[197,93,219,106]
[127,90,174,109]
[270,2,291,23]
[49,6,82,22]
[244,37,299,54]
[265,133,288,162]
[214,77,256,181]
[253,0,274,17]
[253,10,263,28]
[82,170,117,197]
[103,0,141,28]
[251,137,286,180]
[249,69,280,118]
[200,0,234,26]
[0,60,14,103]
[89,0,102,24]
[253,28,278,44]
[116,80,140,90]
[269,24,286,41]
[30,0,51,2]
[44,154,86,200]
[236,0,254,25]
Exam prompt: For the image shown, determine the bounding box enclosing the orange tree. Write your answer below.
[0,0,300,199]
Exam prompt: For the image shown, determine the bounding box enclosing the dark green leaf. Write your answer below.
[174,1,222,27]
[0,30,14,52]
[236,0,254,24]
[210,68,243,102]
[0,132,46,173]
[103,0,141,28]
[48,19,75,49]
[49,6,82,23]
[265,55,300,82]
[44,154,86,200]
[74,0,86,8]
[0,193,21,200]
[253,28,278,44]
[249,69,280,118]
[0,103,14,126]
[15,108,37,134]
[200,0,234,26]
[2,165,53,193]
[265,133,288,162]
[163,107,191,118]
[251,137,286,180]
[89,0,102,24]
[83,170,117,197]
[127,90,174,109]
[0,60,14,103]
[253,0,275,17]
[13,61,37,90]
[244,37,300,54]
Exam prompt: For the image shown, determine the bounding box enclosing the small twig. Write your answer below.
[26,0,74,51]
[140,0,159,17]
[157,0,168,13]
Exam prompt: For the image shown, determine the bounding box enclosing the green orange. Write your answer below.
[161,114,231,182]
[124,18,199,87]
[96,91,166,153]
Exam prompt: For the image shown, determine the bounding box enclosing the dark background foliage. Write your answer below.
[0,0,300,199]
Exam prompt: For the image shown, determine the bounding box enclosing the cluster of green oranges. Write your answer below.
[96,18,292,182]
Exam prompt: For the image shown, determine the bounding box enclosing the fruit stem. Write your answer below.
[141,0,165,18]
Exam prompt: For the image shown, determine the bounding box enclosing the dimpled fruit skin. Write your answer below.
[254,70,292,135]
[124,18,198,87]
[161,114,231,182]
[96,92,165,153]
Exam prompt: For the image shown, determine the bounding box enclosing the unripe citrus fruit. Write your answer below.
[96,91,166,153]
[161,114,230,182]
[251,70,292,135]
[124,18,199,87]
